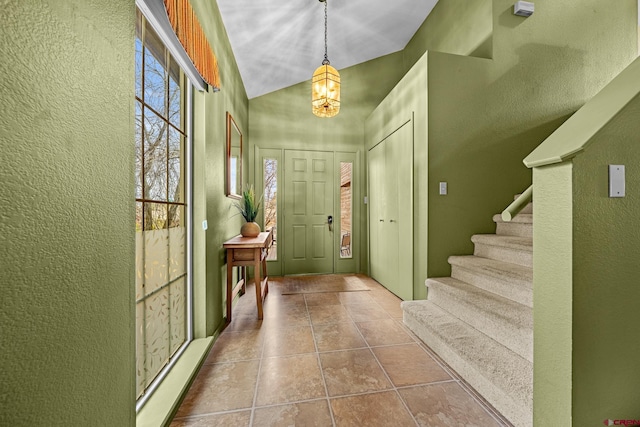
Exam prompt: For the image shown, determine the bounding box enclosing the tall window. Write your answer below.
[339,162,352,258]
[263,158,277,260]
[135,10,191,402]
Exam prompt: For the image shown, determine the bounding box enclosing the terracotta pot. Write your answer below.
[240,221,260,237]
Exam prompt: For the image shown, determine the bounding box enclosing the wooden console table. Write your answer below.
[223,229,273,323]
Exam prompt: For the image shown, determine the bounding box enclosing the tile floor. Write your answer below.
[171,274,510,427]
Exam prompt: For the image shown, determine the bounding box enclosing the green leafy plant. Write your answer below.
[234,184,262,223]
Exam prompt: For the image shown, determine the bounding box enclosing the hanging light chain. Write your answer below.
[322,0,329,65]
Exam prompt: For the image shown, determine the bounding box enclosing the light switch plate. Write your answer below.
[202,220,208,230]
[439,182,447,195]
[609,165,625,198]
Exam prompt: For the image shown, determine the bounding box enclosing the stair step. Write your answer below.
[403,300,532,427]
[493,214,532,238]
[426,277,532,362]
[449,255,532,307]
[472,234,533,268]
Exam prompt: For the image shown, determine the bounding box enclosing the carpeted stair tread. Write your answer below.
[426,277,532,362]
[493,214,533,238]
[448,255,532,307]
[448,255,532,286]
[402,300,532,427]
[471,234,532,250]
[472,234,533,267]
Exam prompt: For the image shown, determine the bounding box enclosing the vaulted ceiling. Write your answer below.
[217,0,439,99]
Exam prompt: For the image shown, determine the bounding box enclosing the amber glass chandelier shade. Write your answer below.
[312,64,340,118]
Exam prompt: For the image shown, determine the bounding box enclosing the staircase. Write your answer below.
[402,199,533,427]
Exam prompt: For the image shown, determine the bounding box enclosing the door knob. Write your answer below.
[327,215,333,231]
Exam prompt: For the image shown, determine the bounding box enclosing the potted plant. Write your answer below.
[234,184,262,237]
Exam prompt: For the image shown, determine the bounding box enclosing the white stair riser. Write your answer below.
[451,265,533,307]
[474,243,532,268]
[427,282,533,362]
[403,307,532,427]
[495,221,532,238]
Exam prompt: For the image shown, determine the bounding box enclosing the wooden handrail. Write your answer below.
[501,185,532,222]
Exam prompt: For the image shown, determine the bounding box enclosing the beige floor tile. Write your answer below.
[256,354,325,406]
[319,349,391,396]
[304,292,342,306]
[399,382,502,427]
[345,274,380,290]
[172,274,512,426]
[344,303,391,322]
[261,304,311,328]
[331,391,416,427]
[313,322,367,352]
[252,400,333,426]
[356,319,415,346]
[336,291,374,305]
[175,361,259,417]
[307,304,352,325]
[204,329,264,364]
[373,344,451,387]
[369,288,404,305]
[263,325,316,357]
[263,293,307,310]
[170,411,251,426]
[224,314,265,332]
[376,300,404,318]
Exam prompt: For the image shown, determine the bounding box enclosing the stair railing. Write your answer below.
[501,185,532,222]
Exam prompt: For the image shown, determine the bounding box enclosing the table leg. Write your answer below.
[262,257,269,296]
[226,250,233,324]
[254,250,263,319]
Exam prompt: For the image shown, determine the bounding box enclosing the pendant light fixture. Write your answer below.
[312,0,340,118]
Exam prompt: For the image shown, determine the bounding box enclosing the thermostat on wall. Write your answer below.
[514,1,534,17]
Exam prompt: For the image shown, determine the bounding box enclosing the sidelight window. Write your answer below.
[264,158,278,260]
[339,162,353,258]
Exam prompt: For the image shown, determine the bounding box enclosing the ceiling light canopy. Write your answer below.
[312,0,340,118]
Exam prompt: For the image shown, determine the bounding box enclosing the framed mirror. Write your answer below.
[226,112,242,199]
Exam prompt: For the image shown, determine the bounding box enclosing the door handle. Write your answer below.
[327,215,333,232]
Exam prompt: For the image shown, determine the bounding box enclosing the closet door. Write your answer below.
[368,142,386,285]
[383,132,400,296]
[368,120,413,300]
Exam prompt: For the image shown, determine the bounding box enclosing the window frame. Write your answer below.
[134,9,194,411]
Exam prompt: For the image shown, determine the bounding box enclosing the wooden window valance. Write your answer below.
[164,0,221,90]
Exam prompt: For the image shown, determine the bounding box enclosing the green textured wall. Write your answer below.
[191,0,249,337]
[0,0,135,425]
[571,94,640,425]
[419,0,637,278]
[404,0,493,68]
